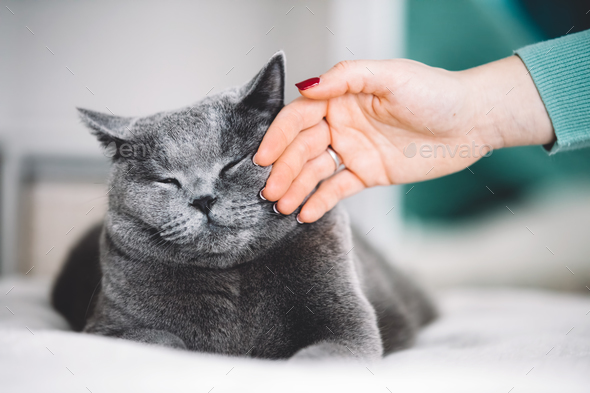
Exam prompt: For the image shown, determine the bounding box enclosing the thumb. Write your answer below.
[295,60,391,100]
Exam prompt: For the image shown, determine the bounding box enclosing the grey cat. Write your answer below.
[52,52,436,359]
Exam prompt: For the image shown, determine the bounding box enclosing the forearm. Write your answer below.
[459,55,555,150]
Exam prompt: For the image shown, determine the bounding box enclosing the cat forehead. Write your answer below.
[134,95,257,165]
[135,104,219,146]
[140,93,236,131]
[140,92,266,149]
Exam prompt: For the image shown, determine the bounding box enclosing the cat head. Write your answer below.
[79,52,298,268]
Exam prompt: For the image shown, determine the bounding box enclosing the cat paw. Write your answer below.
[119,329,187,350]
[290,341,379,361]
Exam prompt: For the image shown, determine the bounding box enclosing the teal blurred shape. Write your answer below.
[403,0,590,222]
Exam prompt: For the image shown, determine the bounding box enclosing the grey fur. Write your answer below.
[52,52,436,360]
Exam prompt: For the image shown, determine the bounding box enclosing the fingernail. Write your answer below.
[272,203,281,215]
[252,154,260,166]
[259,188,267,201]
[295,77,320,91]
[296,214,304,224]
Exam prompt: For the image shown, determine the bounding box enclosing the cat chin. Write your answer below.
[170,249,259,269]
[157,233,256,260]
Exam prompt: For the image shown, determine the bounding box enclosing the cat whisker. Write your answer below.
[227,211,259,218]
[150,226,174,239]
[229,204,263,211]
[153,239,168,249]
[162,237,179,250]
[84,195,110,203]
[157,242,177,259]
[160,221,189,236]
[161,216,190,230]
[160,224,186,235]
[230,201,266,208]
[161,229,187,240]
[231,196,260,202]
[164,230,191,242]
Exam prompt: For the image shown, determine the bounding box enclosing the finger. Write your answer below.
[296,60,394,100]
[298,169,366,223]
[255,97,327,167]
[275,151,338,215]
[262,120,331,201]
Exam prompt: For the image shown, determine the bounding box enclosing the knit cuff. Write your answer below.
[515,29,590,155]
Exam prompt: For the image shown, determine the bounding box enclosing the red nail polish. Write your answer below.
[295,77,320,91]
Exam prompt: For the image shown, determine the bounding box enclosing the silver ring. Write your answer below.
[326,146,343,172]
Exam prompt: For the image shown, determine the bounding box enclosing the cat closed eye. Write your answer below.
[220,153,251,175]
[157,178,181,187]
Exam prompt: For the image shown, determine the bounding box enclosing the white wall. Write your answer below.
[0,0,332,156]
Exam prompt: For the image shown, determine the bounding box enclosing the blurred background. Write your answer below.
[0,0,588,292]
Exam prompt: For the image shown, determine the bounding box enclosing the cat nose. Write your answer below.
[189,195,217,214]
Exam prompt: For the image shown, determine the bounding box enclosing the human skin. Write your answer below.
[254,56,555,223]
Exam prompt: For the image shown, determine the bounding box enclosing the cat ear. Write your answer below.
[77,108,136,149]
[240,51,285,114]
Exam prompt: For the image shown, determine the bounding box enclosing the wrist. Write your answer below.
[459,56,555,150]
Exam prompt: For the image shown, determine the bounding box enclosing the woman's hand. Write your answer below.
[254,56,554,223]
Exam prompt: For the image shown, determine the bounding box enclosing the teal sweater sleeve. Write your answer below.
[515,29,590,154]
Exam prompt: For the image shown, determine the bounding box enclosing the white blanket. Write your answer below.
[1,277,589,393]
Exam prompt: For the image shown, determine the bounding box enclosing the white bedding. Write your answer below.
[1,276,589,393]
